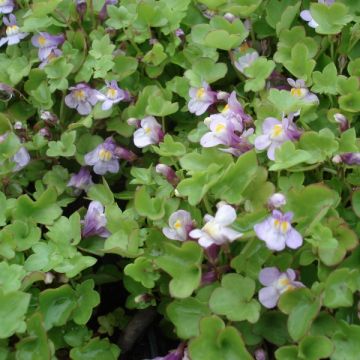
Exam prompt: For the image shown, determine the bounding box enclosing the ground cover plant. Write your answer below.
[0,0,360,359]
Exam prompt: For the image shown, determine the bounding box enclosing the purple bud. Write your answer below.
[149,38,158,45]
[333,153,360,165]
[114,146,137,162]
[156,164,179,186]
[268,193,286,209]
[44,272,55,284]
[68,167,93,192]
[201,270,217,285]
[14,121,24,130]
[127,118,141,127]
[82,201,110,238]
[0,82,14,100]
[175,28,185,38]
[38,127,51,139]
[216,91,230,101]
[40,110,58,126]
[99,0,117,21]
[223,12,236,22]
[334,113,349,132]
[75,0,87,18]
[254,349,267,360]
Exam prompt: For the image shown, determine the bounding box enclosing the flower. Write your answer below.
[65,83,98,115]
[156,164,179,186]
[12,147,30,171]
[99,0,117,21]
[300,0,335,29]
[0,0,14,14]
[333,153,360,165]
[96,80,130,111]
[189,203,243,248]
[268,193,286,209]
[254,210,303,251]
[133,116,163,148]
[113,146,137,162]
[234,51,259,74]
[0,14,28,47]
[82,201,110,238]
[0,82,14,101]
[254,116,300,160]
[334,113,349,132]
[258,267,304,308]
[84,137,120,175]
[188,82,217,116]
[39,48,62,69]
[162,210,194,241]
[67,167,93,193]
[221,91,252,124]
[31,32,64,60]
[75,0,87,18]
[287,78,319,104]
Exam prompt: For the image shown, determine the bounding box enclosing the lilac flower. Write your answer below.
[234,51,259,74]
[334,113,349,132]
[0,15,28,47]
[0,0,14,14]
[254,210,303,251]
[133,116,164,148]
[65,83,98,115]
[67,167,93,193]
[300,0,335,29]
[82,201,110,238]
[333,153,360,165]
[287,78,319,104]
[268,193,286,209]
[162,210,194,241]
[31,32,64,60]
[188,82,217,116]
[99,0,117,21]
[12,147,30,171]
[189,203,243,248]
[96,80,130,111]
[258,267,304,308]
[84,137,119,175]
[220,91,252,125]
[39,48,62,69]
[156,164,179,186]
[254,116,300,160]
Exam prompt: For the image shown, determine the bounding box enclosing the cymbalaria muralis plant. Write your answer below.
[0,0,359,359]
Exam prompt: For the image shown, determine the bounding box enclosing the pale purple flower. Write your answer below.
[333,153,360,165]
[39,48,62,69]
[99,0,117,21]
[12,147,30,171]
[0,15,28,47]
[162,210,194,241]
[254,210,303,251]
[334,113,349,132]
[220,91,252,125]
[189,204,243,248]
[84,137,119,175]
[96,80,130,111]
[14,121,23,130]
[82,201,110,238]
[300,0,335,29]
[156,164,179,186]
[287,78,319,104]
[188,82,217,116]
[254,116,300,160]
[133,116,163,148]
[258,267,304,308]
[31,32,64,60]
[234,51,259,74]
[65,83,98,115]
[67,167,93,192]
[0,0,14,14]
[268,193,286,209]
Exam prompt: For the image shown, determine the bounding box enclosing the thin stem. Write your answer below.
[203,194,213,215]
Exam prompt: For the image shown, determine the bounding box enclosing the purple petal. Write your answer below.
[214,205,236,226]
[221,227,243,242]
[285,228,303,249]
[259,267,281,286]
[300,10,312,22]
[200,132,224,147]
[77,101,92,115]
[259,286,279,308]
[189,229,203,239]
[64,94,77,109]
[254,134,271,151]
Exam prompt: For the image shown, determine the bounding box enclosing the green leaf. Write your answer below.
[312,63,338,95]
[39,285,77,330]
[155,241,203,298]
[352,190,360,218]
[4,220,41,252]
[70,338,120,360]
[124,257,160,288]
[298,335,334,360]
[13,187,62,225]
[275,2,301,36]
[152,134,186,157]
[145,95,178,117]
[167,297,211,339]
[339,91,360,112]
[189,316,253,360]
[268,89,303,114]
[87,179,114,206]
[269,141,312,171]
[332,322,360,360]
[0,290,31,338]
[134,186,166,220]
[209,274,260,323]
[73,280,100,325]
[113,56,138,80]
[89,35,115,59]
[311,2,352,35]
[244,57,275,92]
[0,262,25,294]
[211,150,258,204]
[46,131,76,157]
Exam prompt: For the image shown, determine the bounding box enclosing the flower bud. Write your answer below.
[44,272,55,284]
[156,164,179,186]
[224,12,236,23]
[216,91,230,101]
[334,113,349,132]
[268,193,286,208]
